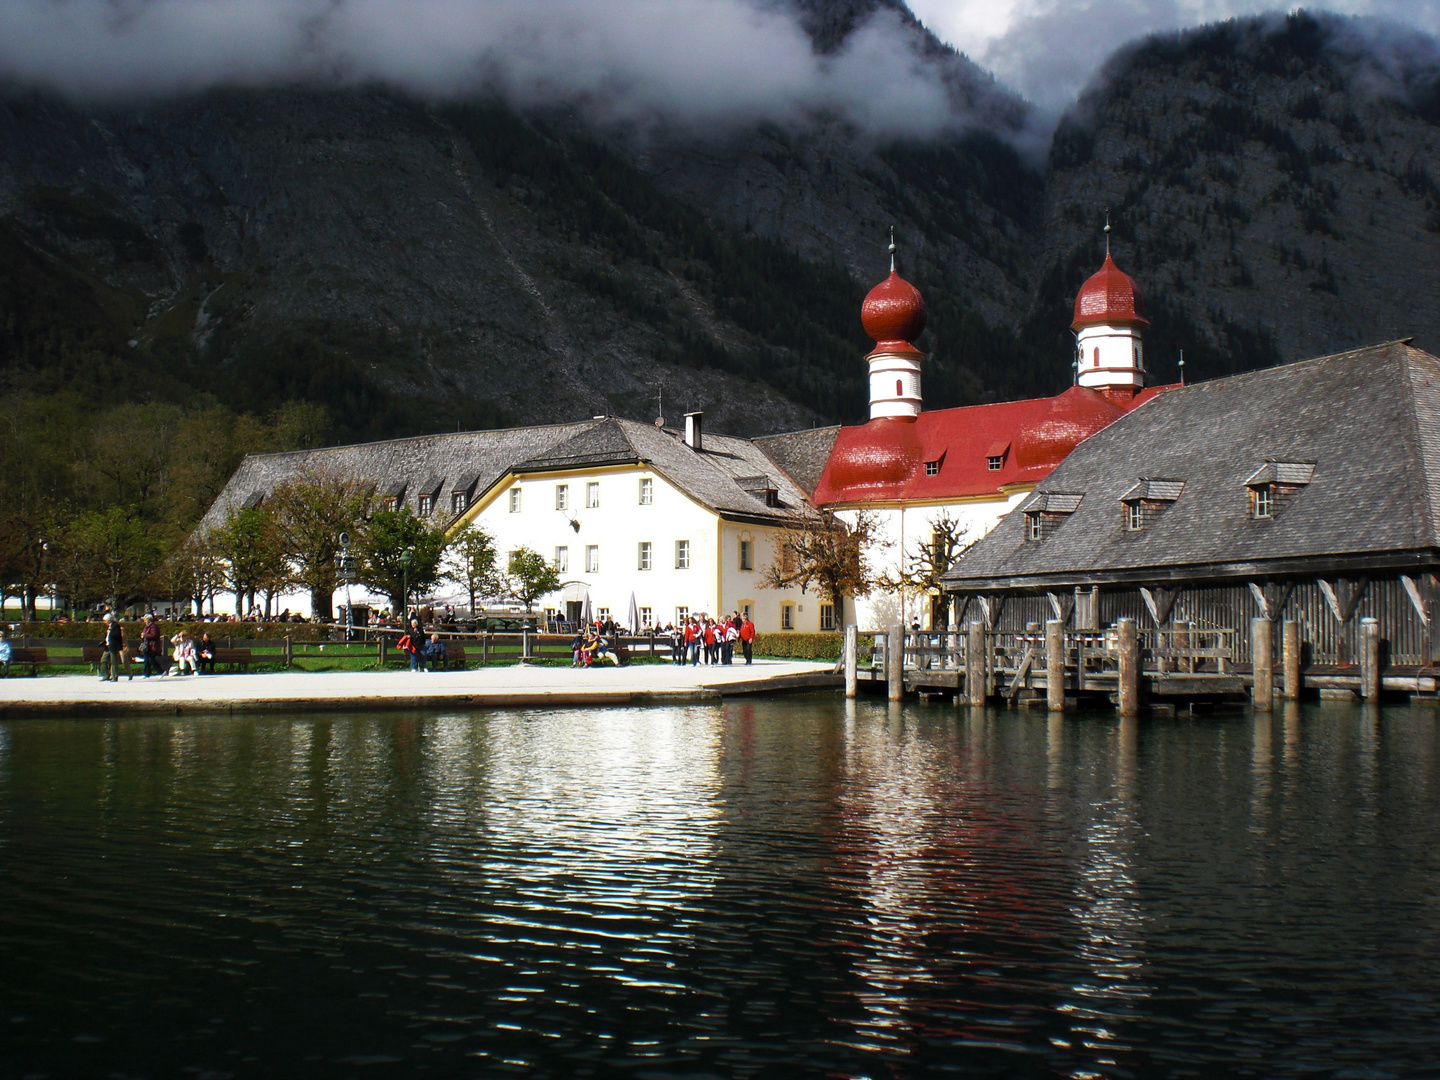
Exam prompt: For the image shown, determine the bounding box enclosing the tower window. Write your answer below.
[1094,347,1100,365]
[896,379,903,396]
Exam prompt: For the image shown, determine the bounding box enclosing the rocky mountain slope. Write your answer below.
[2,7,1439,443]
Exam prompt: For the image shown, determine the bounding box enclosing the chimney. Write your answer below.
[683,411,703,452]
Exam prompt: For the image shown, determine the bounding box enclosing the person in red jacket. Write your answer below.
[739,614,756,665]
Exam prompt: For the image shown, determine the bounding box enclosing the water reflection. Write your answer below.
[0,701,1438,1078]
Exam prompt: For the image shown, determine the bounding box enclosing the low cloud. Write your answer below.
[0,0,1015,139]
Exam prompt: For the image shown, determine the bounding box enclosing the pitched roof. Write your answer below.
[513,418,816,526]
[812,384,1171,506]
[945,342,1440,589]
[752,426,841,496]
[200,421,595,529]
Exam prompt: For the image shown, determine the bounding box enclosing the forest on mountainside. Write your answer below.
[5,7,1440,608]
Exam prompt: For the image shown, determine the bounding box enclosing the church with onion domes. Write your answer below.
[813,237,1176,630]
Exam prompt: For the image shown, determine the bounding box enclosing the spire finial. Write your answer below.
[1103,209,1111,256]
[1178,349,1185,386]
[888,226,896,273]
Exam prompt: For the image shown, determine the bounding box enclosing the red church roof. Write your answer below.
[1072,254,1149,330]
[813,384,1171,506]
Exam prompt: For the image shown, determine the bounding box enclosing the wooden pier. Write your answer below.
[843,617,1434,712]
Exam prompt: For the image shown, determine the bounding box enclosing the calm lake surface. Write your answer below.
[2,698,1438,1079]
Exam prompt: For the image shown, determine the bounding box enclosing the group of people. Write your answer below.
[97,613,218,681]
[571,623,625,667]
[668,613,755,666]
[397,615,449,672]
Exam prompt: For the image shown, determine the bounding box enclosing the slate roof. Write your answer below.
[200,421,595,530]
[514,418,816,526]
[752,426,841,497]
[202,416,819,532]
[945,342,1440,589]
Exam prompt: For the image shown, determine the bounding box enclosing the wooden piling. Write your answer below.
[1281,619,1301,700]
[888,624,905,702]
[377,635,387,669]
[1046,619,1065,713]
[1251,617,1273,712]
[283,635,293,668]
[1361,617,1381,703]
[1117,617,1140,717]
[844,624,858,699]
[967,621,986,707]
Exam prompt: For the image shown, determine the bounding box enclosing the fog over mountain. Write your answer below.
[4,2,1440,447]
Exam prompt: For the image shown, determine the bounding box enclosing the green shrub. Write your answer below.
[751,632,844,660]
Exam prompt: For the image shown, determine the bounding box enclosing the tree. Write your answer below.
[447,527,502,615]
[213,506,289,616]
[876,511,970,629]
[761,510,883,630]
[65,506,165,612]
[357,508,448,612]
[269,469,370,621]
[506,547,560,616]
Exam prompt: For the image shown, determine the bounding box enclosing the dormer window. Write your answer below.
[1244,461,1313,521]
[418,494,433,516]
[1021,492,1083,541]
[1119,478,1184,532]
[984,441,1009,472]
[986,457,1002,471]
[925,460,940,476]
[452,492,467,514]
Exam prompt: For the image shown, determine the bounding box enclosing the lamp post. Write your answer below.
[399,547,414,624]
[339,532,354,641]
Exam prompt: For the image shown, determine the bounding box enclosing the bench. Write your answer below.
[6,647,47,676]
[439,644,466,671]
[211,648,252,671]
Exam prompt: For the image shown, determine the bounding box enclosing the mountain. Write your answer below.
[3,6,1440,451]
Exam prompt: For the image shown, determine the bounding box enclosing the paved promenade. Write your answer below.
[0,659,841,717]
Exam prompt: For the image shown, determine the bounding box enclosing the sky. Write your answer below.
[0,1,1437,134]
[909,0,1440,108]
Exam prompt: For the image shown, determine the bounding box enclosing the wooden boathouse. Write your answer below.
[914,340,1440,711]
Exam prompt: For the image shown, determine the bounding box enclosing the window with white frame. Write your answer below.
[508,488,521,513]
[555,484,568,511]
[597,606,610,622]
[739,539,753,571]
[554,546,569,573]
[586,482,600,508]
[676,606,689,625]
[418,494,433,515]
[586,545,599,573]
[781,603,794,630]
[1254,485,1274,518]
[637,542,652,570]
[640,606,653,628]
[1126,502,1144,531]
[639,478,653,505]
[675,540,690,569]
[820,603,836,631]
[452,492,467,514]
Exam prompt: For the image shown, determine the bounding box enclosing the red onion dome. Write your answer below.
[1014,386,1127,471]
[1072,254,1149,330]
[862,270,927,349]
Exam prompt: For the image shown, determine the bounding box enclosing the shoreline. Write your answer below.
[0,661,842,718]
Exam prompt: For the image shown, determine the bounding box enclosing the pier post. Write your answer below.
[844,624,858,699]
[888,624,904,702]
[1281,619,1301,700]
[1046,619,1065,713]
[1117,617,1140,717]
[378,635,387,669]
[283,635,292,668]
[967,621,986,707]
[1251,617,1274,712]
[1361,617,1381,703]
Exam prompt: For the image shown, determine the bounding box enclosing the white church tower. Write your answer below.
[1073,221,1148,391]
[862,233,927,419]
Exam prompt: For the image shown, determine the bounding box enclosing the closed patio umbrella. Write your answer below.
[581,592,592,626]
[628,592,641,634]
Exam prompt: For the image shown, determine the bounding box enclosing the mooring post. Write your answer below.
[378,635,387,669]
[283,635,292,668]
[967,621,986,707]
[844,624,858,699]
[1361,617,1381,703]
[1118,617,1140,717]
[1281,619,1301,700]
[888,623,905,702]
[1046,619,1065,713]
[1251,617,1274,712]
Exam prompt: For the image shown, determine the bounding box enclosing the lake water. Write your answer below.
[1,697,1438,1079]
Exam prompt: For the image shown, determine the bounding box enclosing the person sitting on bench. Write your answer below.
[422,633,447,671]
[197,633,216,674]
